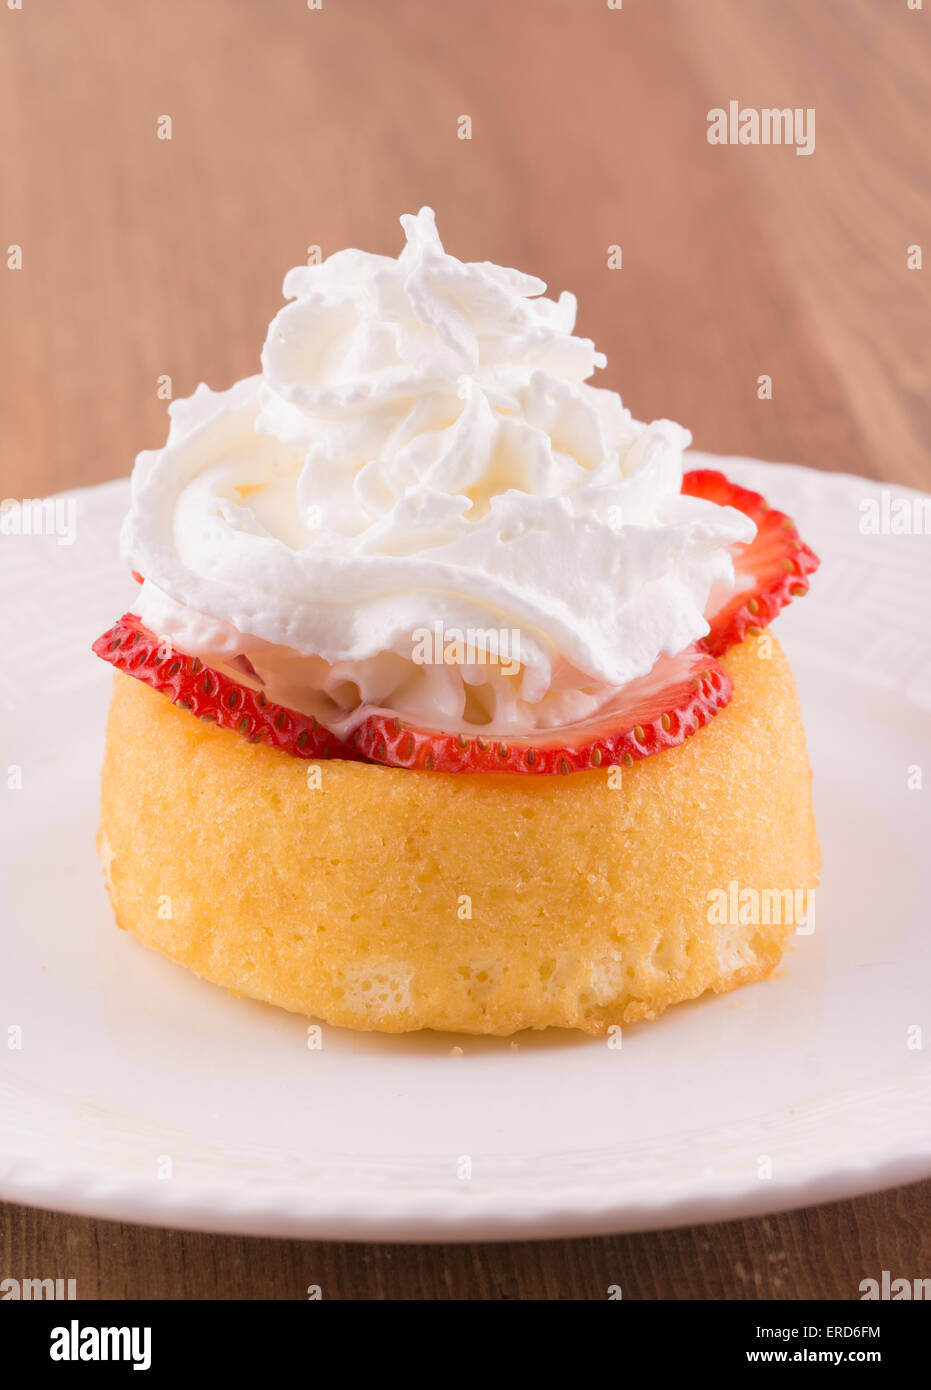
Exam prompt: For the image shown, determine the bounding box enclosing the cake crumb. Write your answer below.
[449,1045,464,1057]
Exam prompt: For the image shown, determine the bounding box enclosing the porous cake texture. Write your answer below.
[98,636,819,1034]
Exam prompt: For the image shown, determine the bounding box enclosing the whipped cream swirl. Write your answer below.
[124,208,755,737]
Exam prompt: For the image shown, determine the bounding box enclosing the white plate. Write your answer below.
[1,456,929,1241]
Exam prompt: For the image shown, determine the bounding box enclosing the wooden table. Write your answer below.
[1,0,928,1299]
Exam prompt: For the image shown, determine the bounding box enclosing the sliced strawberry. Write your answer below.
[93,612,355,761]
[682,469,819,657]
[105,475,811,776]
[351,643,731,775]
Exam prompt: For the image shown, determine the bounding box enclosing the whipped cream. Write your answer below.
[124,208,755,737]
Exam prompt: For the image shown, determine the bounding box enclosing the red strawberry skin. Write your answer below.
[682,469,819,657]
[351,644,732,775]
[93,613,354,761]
[106,471,812,775]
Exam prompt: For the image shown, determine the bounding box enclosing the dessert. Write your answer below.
[94,209,820,1035]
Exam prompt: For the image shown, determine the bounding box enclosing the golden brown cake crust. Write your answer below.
[97,636,820,1035]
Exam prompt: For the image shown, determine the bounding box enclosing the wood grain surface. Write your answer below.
[1,0,928,1300]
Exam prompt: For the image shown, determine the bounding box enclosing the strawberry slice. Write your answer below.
[104,472,813,775]
[682,469,819,657]
[350,644,731,775]
[93,612,354,761]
